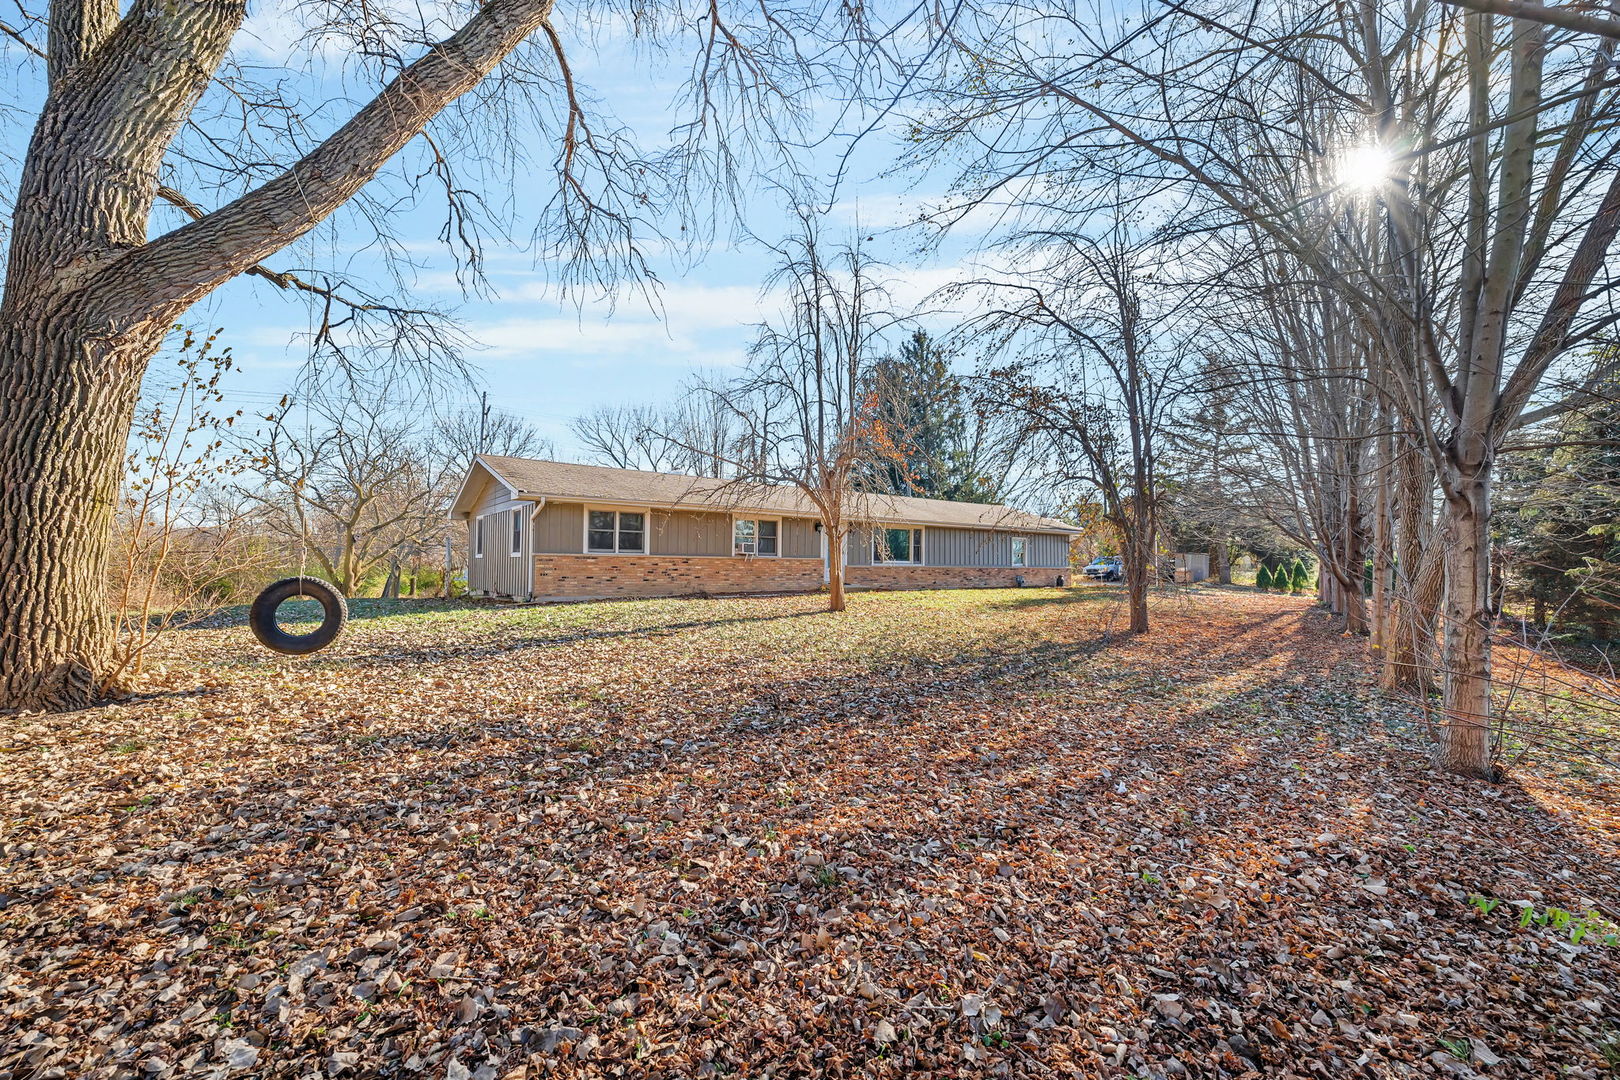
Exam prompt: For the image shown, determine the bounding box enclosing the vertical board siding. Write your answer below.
[845,524,1072,568]
[650,510,730,556]
[926,527,1006,567]
[535,501,584,554]
[844,527,874,567]
[1030,534,1070,568]
[466,480,530,598]
[781,516,821,560]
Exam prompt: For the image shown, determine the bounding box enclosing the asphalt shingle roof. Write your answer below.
[472,456,1079,534]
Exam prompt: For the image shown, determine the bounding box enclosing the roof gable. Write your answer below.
[448,457,515,518]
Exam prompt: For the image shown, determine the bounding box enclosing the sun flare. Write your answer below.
[1337,144,1393,192]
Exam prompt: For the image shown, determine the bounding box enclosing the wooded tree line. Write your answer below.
[3,0,1618,782]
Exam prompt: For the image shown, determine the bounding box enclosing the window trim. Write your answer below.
[872,525,925,565]
[510,508,523,557]
[582,505,651,555]
[1011,536,1027,567]
[474,514,485,559]
[732,516,782,558]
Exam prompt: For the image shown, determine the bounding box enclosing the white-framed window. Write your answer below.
[733,518,780,556]
[474,515,485,558]
[873,527,923,564]
[586,508,646,554]
[1011,537,1027,567]
[510,509,523,557]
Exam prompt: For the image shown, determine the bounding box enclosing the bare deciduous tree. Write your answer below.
[107,330,269,689]
[238,388,453,597]
[960,232,1184,633]
[901,0,1620,777]
[437,402,555,466]
[673,218,898,611]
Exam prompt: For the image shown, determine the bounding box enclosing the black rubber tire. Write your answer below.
[249,577,348,655]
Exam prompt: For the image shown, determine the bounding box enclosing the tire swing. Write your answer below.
[250,577,348,655]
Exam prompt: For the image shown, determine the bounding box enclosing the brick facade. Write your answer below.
[532,555,825,599]
[526,554,1072,600]
[846,565,1069,591]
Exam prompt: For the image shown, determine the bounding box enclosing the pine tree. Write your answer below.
[1256,564,1272,591]
[864,331,1001,503]
[1501,374,1620,639]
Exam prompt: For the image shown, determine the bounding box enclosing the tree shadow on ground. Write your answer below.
[16,596,1620,1077]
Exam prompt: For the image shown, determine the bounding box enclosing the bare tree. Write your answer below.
[672,217,899,611]
[902,0,1620,777]
[436,402,555,466]
[238,387,453,596]
[572,403,689,473]
[0,0,852,710]
[107,330,269,690]
[572,389,746,477]
[960,231,1184,633]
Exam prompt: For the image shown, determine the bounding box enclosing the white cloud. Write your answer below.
[234,0,462,64]
[463,280,771,369]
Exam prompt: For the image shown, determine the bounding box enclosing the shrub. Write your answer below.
[1256,564,1273,591]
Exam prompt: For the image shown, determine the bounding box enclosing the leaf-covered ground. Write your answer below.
[3,586,1619,1079]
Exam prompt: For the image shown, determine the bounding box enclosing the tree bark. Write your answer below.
[0,318,158,710]
[1370,428,1393,650]
[1382,438,1437,692]
[1341,483,1369,634]
[827,525,847,612]
[1122,526,1152,633]
[1437,460,1496,778]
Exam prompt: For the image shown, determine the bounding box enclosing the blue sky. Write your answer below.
[0,2,992,459]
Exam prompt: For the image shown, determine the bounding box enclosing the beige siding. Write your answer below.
[781,516,821,559]
[465,479,530,598]
[534,501,584,554]
[844,527,874,567]
[650,509,731,556]
[844,524,1071,570]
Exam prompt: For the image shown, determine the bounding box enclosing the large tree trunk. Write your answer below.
[1122,528,1151,633]
[1437,460,1495,778]
[827,527,847,612]
[1383,543,1444,698]
[1341,484,1369,635]
[1370,429,1393,650]
[0,318,159,711]
[1382,439,1437,693]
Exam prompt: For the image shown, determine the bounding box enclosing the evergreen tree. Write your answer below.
[1256,564,1273,591]
[864,331,1001,503]
[1501,376,1620,638]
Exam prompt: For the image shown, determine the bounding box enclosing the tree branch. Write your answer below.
[104,0,557,325]
[47,0,118,86]
[1438,0,1620,40]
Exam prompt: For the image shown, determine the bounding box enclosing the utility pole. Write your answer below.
[478,391,490,453]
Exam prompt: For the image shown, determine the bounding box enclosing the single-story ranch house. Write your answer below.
[451,456,1081,601]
